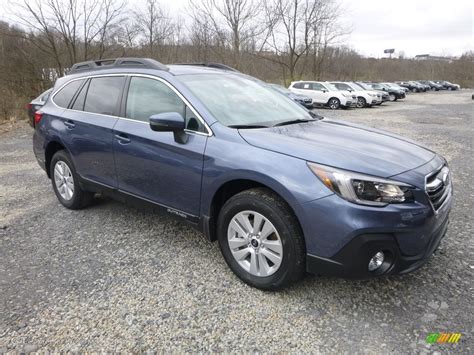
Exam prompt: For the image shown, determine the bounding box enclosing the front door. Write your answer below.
[113,76,209,217]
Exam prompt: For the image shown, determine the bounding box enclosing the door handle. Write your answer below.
[64,120,75,129]
[115,133,131,144]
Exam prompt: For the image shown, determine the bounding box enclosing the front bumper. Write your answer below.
[306,215,449,278]
[342,100,357,108]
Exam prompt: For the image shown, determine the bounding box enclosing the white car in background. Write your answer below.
[288,81,356,109]
[330,81,382,108]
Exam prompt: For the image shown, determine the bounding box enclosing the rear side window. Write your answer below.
[84,76,124,115]
[292,82,304,89]
[53,80,84,108]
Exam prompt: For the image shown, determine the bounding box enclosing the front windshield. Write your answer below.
[178,74,312,127]
[355,82,371,90]
[370,83,383,90]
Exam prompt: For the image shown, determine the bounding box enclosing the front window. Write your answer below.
[323,83,339,91]
[178,74,313,127]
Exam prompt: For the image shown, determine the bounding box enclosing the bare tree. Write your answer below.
[260,0,348,83]
[12,0,124,71]
[188,0,263,66]
[134,0,174,57]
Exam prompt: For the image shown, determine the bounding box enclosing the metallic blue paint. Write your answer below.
[33,65,452,275]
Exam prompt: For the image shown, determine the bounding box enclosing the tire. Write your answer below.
[411,88,417,93]
[327,97,340,109]
[217,188,305,290]
[389,93,396,102]
[431,87,436,91]
[50,150,93,210]
[448,87,452,91]
[356,97,367,108]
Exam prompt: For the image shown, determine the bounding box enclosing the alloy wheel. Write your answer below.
[227,210,283,277]
[328,99,340,109]
[54,161,75,200]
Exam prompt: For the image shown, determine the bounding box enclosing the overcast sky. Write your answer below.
[338,0,473,57]
[1,0,472,58]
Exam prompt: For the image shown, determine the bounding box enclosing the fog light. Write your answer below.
[368,251,385,271]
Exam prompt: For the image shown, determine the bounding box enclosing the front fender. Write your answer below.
[200,126,333,219]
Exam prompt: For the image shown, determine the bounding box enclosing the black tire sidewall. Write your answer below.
[217,192,303,290]
[50,150,88,209]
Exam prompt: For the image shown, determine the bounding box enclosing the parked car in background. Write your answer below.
[268,84,313,109]
[417,81,431,91]
[418,80,443,91]
[27,88,52,128]
[396,81,418,92]
[33,57,453,290]
[410,81,428,92]
[289,81,356,109]
[354,82,389,104]
[387,83,409,93]
[434,81,460,90]
[367,83,406,101]
[329,81,381,108]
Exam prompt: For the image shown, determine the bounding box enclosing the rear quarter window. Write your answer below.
[53,80,84,108]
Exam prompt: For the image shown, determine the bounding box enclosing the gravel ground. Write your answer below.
[0,91,473,353]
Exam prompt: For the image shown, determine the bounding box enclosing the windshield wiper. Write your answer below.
[272,118,317,127]
[227,124,269,129]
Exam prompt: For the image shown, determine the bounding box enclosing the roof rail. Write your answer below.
[172,62,240,72]
[67,57,169,75]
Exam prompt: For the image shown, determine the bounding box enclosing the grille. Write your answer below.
[425,166,451,211]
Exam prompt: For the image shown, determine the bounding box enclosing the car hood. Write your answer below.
[238,119,436,178]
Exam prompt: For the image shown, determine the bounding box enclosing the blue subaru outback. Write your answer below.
[33,58,453,290]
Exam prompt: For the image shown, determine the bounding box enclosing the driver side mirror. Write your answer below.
[149,112,188,144]
[322,89,327,93]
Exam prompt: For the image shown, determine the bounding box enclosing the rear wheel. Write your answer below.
[50,150,93,209]
[217,188,305,290]
[356,97,367,108]
[327,98,340,110]
[389,93,396,101]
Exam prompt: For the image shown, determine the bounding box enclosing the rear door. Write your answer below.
[113,75,209,217]
[57,75,125,187]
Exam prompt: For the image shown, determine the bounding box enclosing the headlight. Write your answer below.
[368,93,376,97]
[307,162,414,206]
[342,93,351,98]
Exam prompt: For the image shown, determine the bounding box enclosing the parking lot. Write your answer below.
[0,90,472,353]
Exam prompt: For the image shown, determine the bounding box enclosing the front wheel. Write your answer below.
[50,150,93,209]
[217,188,305,290]
[327,98,341,109]
[356,97,367,108]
